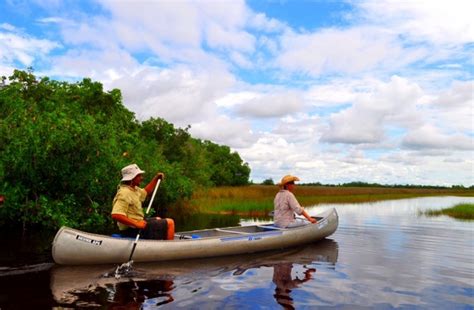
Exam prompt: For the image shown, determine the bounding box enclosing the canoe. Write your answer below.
[52,208,338,265]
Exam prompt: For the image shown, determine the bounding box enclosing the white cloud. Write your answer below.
[190,115,257,148]
[228,51,253,68]
[276,26,426,76]
[235,91,305,118]
[36,17,68,24]
[322,76,424,144]
[430,80,474,132]
[102,0,203,48]
[357,0,474,45]
[51,47,138,80]
[249,13,288,32]
[0,23,16,31]
[60,18,113,49]
[205,21,255,52]
[215,91,259,108]
[272,114,322,144]
[108,66,235,125]
[0,26,59,67]
[402,124,473,151]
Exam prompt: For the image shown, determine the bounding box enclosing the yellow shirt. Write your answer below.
[112,184,147,231]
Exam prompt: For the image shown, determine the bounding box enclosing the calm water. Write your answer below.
[0,196,473,309]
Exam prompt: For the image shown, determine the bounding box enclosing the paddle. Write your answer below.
[268,211,316,223]
[115,178,161,277]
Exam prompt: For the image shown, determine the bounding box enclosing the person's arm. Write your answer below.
[144,172,165,194]
[302,210,317,224]
[112,213,147,229]
[287,192,316,224]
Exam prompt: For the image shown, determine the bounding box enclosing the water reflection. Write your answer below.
[50,239,338,308]
[272,263,316,309]
[65,279,175,309]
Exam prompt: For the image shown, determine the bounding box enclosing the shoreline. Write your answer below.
[191,185,474,214]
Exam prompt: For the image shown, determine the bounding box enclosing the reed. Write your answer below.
[423,203,474,220]
[192,185,474,214]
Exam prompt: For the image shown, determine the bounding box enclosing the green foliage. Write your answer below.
[0,70,251,230]
[423,203,474,220]
[201,140,251,186]
[261,178,274,185]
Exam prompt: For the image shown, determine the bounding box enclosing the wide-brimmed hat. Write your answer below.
[277,175,300,187]
[121,164,145,181]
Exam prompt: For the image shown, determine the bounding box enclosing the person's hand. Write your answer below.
[304,268,316,279]
[309,217,317,224]
[136,220,147,229]
[155,172,165,180]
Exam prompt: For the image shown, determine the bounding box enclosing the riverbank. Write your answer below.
[191,185,474,215]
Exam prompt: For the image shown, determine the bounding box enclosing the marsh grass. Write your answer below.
[423,203,474,220]
[192,185,474,214]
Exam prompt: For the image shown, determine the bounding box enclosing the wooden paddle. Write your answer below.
[115,178,161,277]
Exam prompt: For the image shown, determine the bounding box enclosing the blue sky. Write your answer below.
[1,0,473,186]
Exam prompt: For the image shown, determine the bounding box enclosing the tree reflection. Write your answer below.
[58,279,175,309]
[272,263,316,310]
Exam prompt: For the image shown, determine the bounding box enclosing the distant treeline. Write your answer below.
[0,69,250,231]
[302,181,473,189]
[261,179,472,189]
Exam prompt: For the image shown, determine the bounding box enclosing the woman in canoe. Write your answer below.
[273,175,317,228]
[111,164,175,240]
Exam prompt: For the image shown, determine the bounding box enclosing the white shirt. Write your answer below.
[273,189,304,228]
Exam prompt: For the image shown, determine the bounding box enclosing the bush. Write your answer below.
[0,70,251,230]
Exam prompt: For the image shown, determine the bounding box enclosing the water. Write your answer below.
[0,196,473,309]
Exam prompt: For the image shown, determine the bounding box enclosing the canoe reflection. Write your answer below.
[51,239,338,307]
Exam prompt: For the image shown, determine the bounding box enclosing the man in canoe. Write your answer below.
[274,175,317,228]
[111,164,175,240]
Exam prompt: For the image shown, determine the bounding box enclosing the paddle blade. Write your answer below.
[114,260,134,279]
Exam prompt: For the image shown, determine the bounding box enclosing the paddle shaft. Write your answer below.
[127,178,161,262]
[269,211,316,223]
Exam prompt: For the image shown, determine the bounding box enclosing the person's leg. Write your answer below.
[120,228,139,238]
[286,218,307,228]
[144,218,167,239]
[165,218,175,240]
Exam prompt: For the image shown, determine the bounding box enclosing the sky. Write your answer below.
[1,0,473,186]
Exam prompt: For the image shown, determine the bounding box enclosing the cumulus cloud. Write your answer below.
[272,114,322,143]
[237,133,305,180]
[430,80,473,132]
[0,24,60,69]
[402,124,473,151]
[235,91,305,118]
[51,47,139,80]
[190,115,257,148]
[102,0,203,48]
[249,13,288,32]
[322,76,424,144]
[108,66,235,125]
[276,26,427,76]
[205,21,255,52]
[356,0,474,45]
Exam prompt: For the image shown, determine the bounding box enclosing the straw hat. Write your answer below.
[121,164,145,181]
[277,175,300,187]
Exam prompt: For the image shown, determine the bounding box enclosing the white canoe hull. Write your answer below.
[52,208,338,265]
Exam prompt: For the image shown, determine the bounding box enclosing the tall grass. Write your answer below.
[423,203,474,220]
[191,185,474,214]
